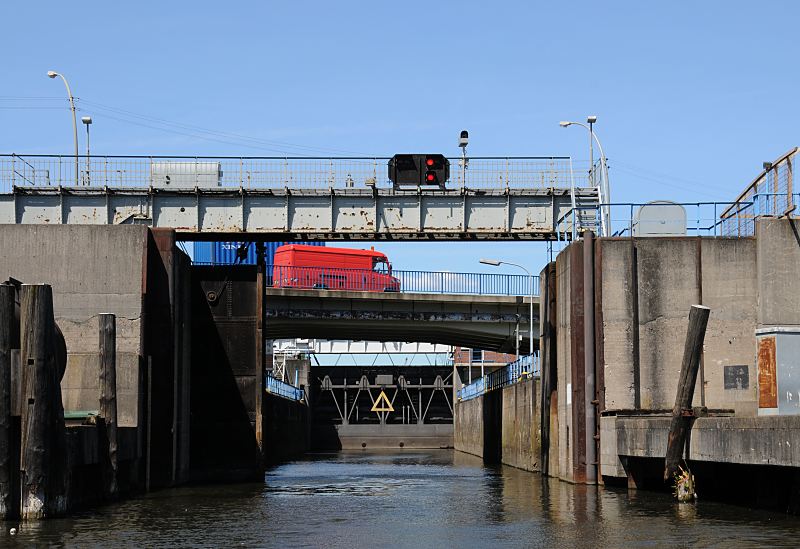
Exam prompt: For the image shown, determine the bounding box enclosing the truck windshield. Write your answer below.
[373,258,388,273]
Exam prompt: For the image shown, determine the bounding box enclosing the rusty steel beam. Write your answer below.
[0,187,597,240]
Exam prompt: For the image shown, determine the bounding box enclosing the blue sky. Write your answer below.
[3,1,798,275]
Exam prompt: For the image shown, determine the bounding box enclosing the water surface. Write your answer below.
[5,450,800,548]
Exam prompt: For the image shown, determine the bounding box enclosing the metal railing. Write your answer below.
[193,261,538,296]
[457,377,485,401]
[457,355,538,401]
[265,374,304,402]
[263,264,537,296]
[0,154,590,193]
[719,148,798,237]
[553,200,767,242]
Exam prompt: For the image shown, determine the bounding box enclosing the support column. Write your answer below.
[539,262,557,477]
[256,243,266,460]
[0,284,13,518]
[583,232,597,484]
[99,313,118,498]
[664,305,710,482]
[19,284,67,519]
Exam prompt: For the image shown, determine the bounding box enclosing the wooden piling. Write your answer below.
[664,304,710,482]
[0,284,13,518]
[19,284,67,519]
[99,313,118,498]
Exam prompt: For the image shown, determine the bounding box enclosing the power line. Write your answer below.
[82,110,302,154]
[612,165,727,199]
[76,98,374,156]
[612,160,733,193]
[0,96,65,100]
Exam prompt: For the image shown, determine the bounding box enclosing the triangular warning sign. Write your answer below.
[371,390,394,412]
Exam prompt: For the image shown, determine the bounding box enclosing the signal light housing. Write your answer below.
[388,154,450,189]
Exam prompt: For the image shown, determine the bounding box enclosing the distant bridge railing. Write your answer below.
[263,264,538,296]
[265,374,304,402]
[457,355,538,402]
[0,154,589,192]
[194,261,538,296]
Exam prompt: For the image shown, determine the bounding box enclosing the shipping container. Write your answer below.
[193,241,324,265]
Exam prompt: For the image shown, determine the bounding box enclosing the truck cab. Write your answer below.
[272,244,401,292]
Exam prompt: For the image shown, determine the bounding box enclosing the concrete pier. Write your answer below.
[454,218,800,510]
[0,224,310,518]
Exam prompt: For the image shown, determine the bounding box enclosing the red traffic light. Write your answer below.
[388,154,449,189]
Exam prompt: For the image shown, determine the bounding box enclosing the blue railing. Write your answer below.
[265,374,305,402]
[457,377,485,401]
[457,355,538,401]
[266,264,537,297]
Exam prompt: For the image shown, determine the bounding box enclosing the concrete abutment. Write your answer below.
[0,224,309,518]
[454,219,800,511]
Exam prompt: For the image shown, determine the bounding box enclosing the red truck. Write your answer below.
[272,244,401,292]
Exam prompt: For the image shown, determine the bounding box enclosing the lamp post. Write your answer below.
[560,117,611,236]
[479,258,534,364]
[47,70,79,186]
[81,116,92,185]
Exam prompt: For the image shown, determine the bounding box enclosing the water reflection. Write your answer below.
[4,450,800,548]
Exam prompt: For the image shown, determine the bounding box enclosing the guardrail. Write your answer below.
[0,154,589,193]
[265,374,304,402]
[720,148,797,237]
[457,377,485,401]
[554,200,761,241]
[193,261,539,296]
[266,264,537,296]
[457,355,538,402]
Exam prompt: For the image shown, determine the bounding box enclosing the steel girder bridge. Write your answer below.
[0,154,599,240]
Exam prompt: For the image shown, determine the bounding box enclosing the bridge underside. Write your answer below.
[265,288,538,353]
[267,318,534,353]
[0,187,593,240]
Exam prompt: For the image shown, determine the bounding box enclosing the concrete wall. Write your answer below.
[699,238,758,412]
[262,393,309,464]
[454,396,484,459]
[547,234,763,484]
[0,225,147,427]
[757,218,800,327]
[454,390,503,464]
[501,378,540,472]
[598,240,637,410]
[598,237,758,413]
[555,242,576,482]
[612,415,800,468]
[0,225,194,490]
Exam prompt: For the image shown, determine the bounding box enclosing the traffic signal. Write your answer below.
[388,154,450,189]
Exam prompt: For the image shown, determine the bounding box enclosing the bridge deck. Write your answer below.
[0,155,597,240]
[265,287,539,352]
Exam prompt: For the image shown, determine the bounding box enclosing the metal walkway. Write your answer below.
[0,155,598,240]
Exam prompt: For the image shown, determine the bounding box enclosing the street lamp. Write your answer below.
[81,116,92,185]
[47,70,79,186]
[480,258,535,365]
[560,117,611,236]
